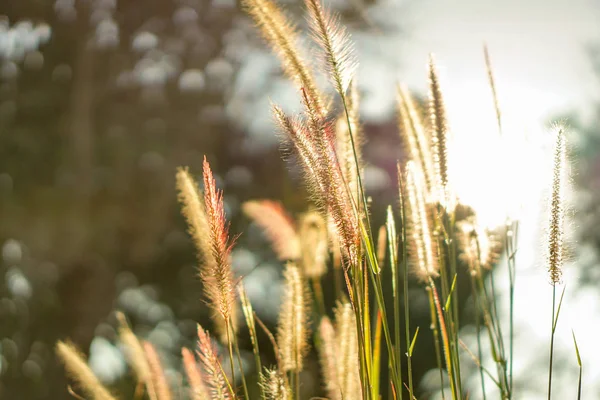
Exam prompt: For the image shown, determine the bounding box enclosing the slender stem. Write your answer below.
[470,276,487,399]
[429,278,457,399]
[547,285,556,400]
[427,286,446,400]
[225,320,237,396]
[312,277,326,316]
[232,335,250,400]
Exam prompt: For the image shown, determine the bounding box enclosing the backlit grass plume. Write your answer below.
[397,83,434,193]
[457,218,496,277]
[336,81,363,206]
[317,317,340,399]
[277,262,310,372]
[56,341,116,400]
[546,126,567,285]
[298,211,329,278]
[333,302,361,400]
[404,161,438,281]
[143,342,172,400]
[260,368,292,399]
[196,325,233,399]
[428,55,453,210]
[182,348,209,400]
[242,200,301,260]
[272,101,360,267]
[243,0,326,117]
[305,0,357,95]
[117,312,157,400]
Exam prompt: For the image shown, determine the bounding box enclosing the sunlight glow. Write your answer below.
[444,81,558,229]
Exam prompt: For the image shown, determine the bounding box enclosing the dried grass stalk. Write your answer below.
[55,341,117,400]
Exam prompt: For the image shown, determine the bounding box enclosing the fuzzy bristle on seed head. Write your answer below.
[457,218,497,277]
[182,348,209,400]
[404,161,438,281]
[298,211,329,278]
[260,367,292,399]
[333,302,360,400]
[546,126,567,285]
[196,325,233,399]
[55,341,117,400]
[427,55,453,211]
[277,262,310,372]
[396,83,434,194]
[318,317,340,400]
[243,0,326,117]
[176,167,211,269]
[201,157,238,342]
[242,200,301,260]
[273,97,360,268]
[304,0,357,96]
[116,313,157,400]
[143,342,172,400]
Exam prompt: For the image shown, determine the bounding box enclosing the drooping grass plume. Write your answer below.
[116,312,157,400]
[305,0,358,96]
[196,325,234,399]
[142,342,172,400]
[457,218,497,277]
[182,348,209,400]
[298,211,329,278]
[427,55,453,210]
[242,200,301,260]
[55,341,117,400]
[272,100,360,267]
[318,317,340,400]
[404,161,439,281]
[334,302,361,400]
[243,0,326,117]
[277,263,310,372]
[397,83,435,193]
[260,367,292,399]
[546,126,567,285]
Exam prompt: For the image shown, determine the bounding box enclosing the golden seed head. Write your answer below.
[298,211,329,278]
[277,263,310,372]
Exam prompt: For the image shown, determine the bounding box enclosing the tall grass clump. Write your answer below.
[55,1,578,399]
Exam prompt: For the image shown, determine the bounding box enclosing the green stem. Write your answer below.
[547,285,556,400]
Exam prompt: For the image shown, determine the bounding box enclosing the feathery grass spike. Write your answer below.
[56,341,117,400]
[305,0,358,95]
[427,55,452,210]
[196,325,234,399]
[547,126,566,285]
[277,263,310,372]
[202,157,238,342]
[143,342,172,400]
[405,161,438,281]
[182,348,209,400]
[243,0,326,116]
[260,368,292,399]
[334,302,361,400]
[299,211,329,278]
[242,200,301,260]
[117,312,157,400]
[318,317,341,400]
